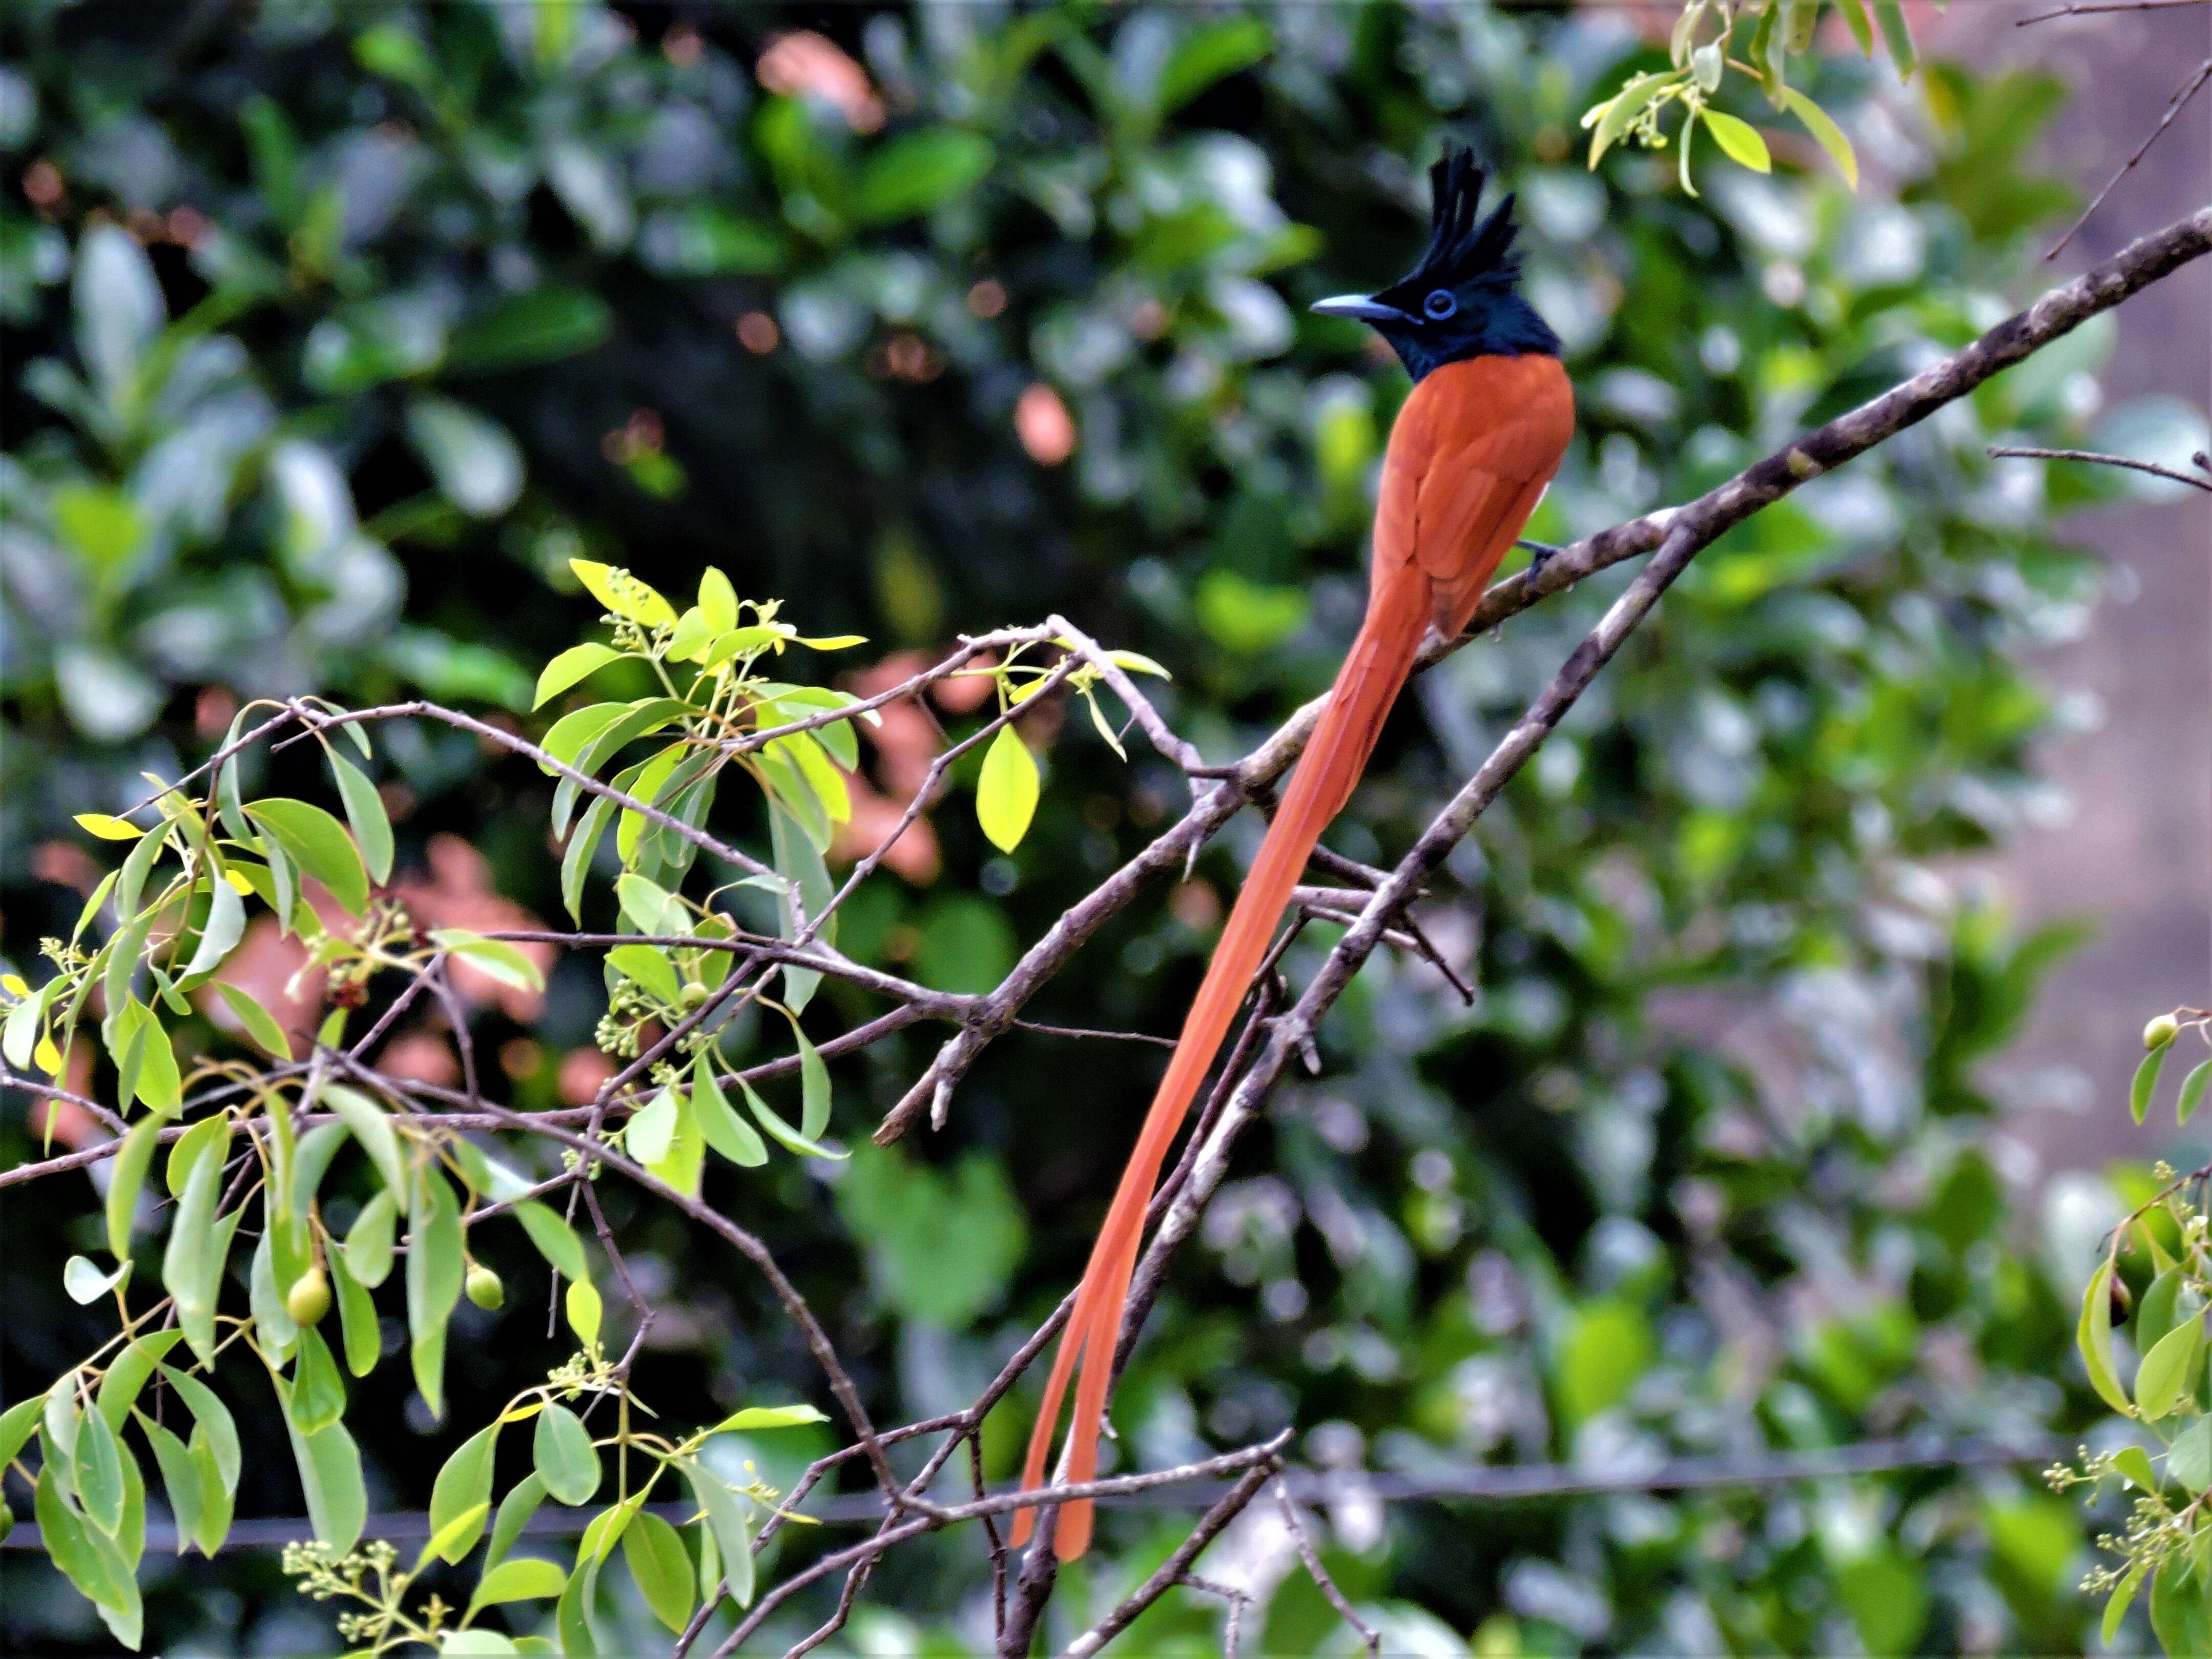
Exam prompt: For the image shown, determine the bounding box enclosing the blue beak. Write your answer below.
[1310,293,1416,325]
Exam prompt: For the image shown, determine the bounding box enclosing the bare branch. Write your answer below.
[1989,443,2212,491]
[2046,56,2212,259]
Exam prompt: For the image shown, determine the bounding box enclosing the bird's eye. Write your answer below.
[1423,290,1457,320]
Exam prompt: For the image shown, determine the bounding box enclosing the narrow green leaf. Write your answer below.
[158,1367,241,1497]
[346,1185,399,1287]
[166,1113,230,1197]
[1588,72,1670,167]
[976,724,1040,852]
[2137,1316,2204,1420]
[431,928,547,993]
[515,1200,589,1283]
[430,1423,500,1562]
[180,873,246,980]
[246,797,370,915]
[682,1459,753,1608]
[1779,87,1859,188]
[2105,1558,2148,1646]
[2115,1444,2160,1492]
[162,1121,232,1365]
[2133,1046,2168,1123]
[272,1369,367,1553]
[290,1326,347,1434]
[569,560,676,627]
[213,981,294,1059]
[534,1403,601,1505]
[328,1246,382,1377]
[418,1501,491,1572]
[72,1401,127,1535]
[407,1166,466,1420]
[65,1254,131,1305]
[566,1280,603,1346]
[693,1060,767,1168]
[2079,1259,2133,1414]
[534,643,625,709]
[326,1083,408,1203]
[328,752,394,886]
[710,1404,829,1432]
[471,1554,569,1614]
[562,792,617,922]
[138,1414,204,1555]
[96,1331,183,1431]
[0,1397,43,1467]
[1871,0,1916,78]
[623,1510,695,1633]
[36,1467,139,1638]
[105,1115,161,1261]
[607,944,681,1006]
[2169,1417,2212,1493]
[626,1087,678,1165]
[2177,1058,2212,1125]
[486,1471,547,1569]
[1701,110,1772,173]
[735,1071,845,1161]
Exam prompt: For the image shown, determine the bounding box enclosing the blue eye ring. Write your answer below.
[1423,289,1457,320]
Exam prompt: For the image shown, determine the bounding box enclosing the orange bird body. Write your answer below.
[1014,149,1575,1561]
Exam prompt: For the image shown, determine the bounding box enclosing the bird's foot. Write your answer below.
[1517,538,1561,586]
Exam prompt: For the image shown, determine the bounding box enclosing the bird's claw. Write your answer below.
[1517,538,1561,586]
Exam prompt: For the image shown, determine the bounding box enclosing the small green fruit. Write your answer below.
[680,980,710,1009]
[286,1267,331,1326]
[2146,1014,2181,1051]
[466,1263,505,1310]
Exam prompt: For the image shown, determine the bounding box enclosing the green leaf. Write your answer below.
[1871,0,1916,78]
[470,1554,569,1614]
[2169,1416,2212,1492]
[162,1119,233,1365]
[407,1166,466,1419]
[615,871,685,936]
[139,1414,204,1556]
[167,1113,230,1197]
[105,1115,161,1261]
[2138,1269,2185,1353]
[2105,1557,2148,1647]
[626,1086,679,1165]
[562,792,617,923]
[569,562,677,629]
[272,1370,366,1553]
[710,1404,829,1432]
[419,1501,491,1572]
[346,1185,399,1287]
[72,1399,128,1534]
[328,752,394,886]
[2178,1058,2212,1125]
[2080,1260,2133,1414]
[2115,1444,2160,1492]
[186,1426,234,1557]
[406,395,523,518]
[447,285,612,375]
[65,1254,131,1305]
[328,1246,381,1377]
[442,1631,521,1656]
[534,644,624,709]
[735,1071,844,1161]
[291,1326,348,1435]
[486,1471,547,1569]
[1155,17,1271,116]
[682,1459,754,1608]
[96,1331,183,1431]
[608,943,682,1006]
[2137,1316,2204,1420]
[976,724,1040,853]
[566,1280,603,1347]
[693,1060,767,1168]
[1,1396,44,1467]
[158,1367,241,1499]
[1588,72,1672,167]
[515,1200,590,1283]
[2133,1046,2168,1123]
[541,701,631,776]
[36,1466,140,1645]
[533,1403,601,1505]
[1701,110,1771,173]
[246,797,370,915]
[622,1510,695,1633]
[768,805,831,1011]
[2151,1559,2198,1657]
[179,873,246,981]
[1779,87,1859,189]
[431,928,546,993]
[213,981,294,1059]
[326,1084,409,1204]
[852,129,994,222]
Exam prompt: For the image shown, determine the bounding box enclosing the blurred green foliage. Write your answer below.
[3,0,2204,1652]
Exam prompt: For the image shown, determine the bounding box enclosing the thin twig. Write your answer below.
[1989,444,2212,491]
[1274,1481,1379,1659]
[2046,56,2212,259]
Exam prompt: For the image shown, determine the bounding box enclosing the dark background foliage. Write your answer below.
[3,2,2202,1652]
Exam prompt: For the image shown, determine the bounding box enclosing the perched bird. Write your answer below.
[1011,145,1576,1561]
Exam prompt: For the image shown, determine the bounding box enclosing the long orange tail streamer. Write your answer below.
[1008,565,1432,1559]
[1013,350,1574,1561]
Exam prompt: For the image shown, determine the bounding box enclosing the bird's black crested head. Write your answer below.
[1311,144,1560,381]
